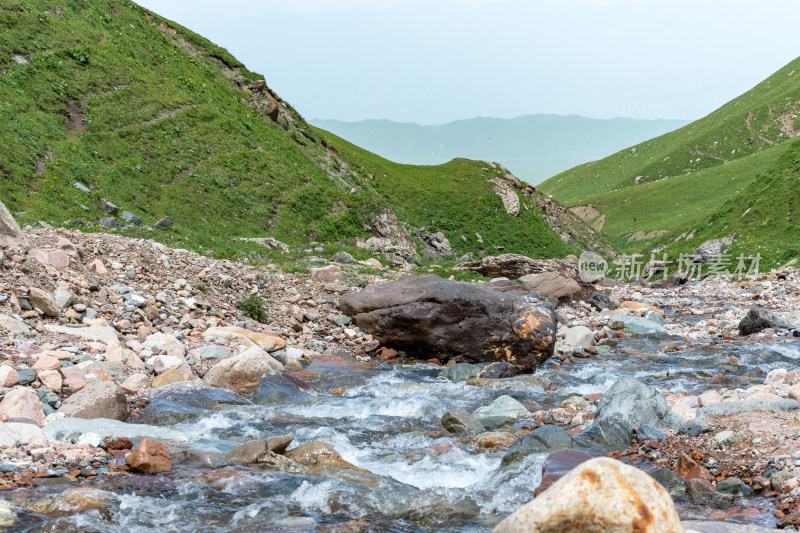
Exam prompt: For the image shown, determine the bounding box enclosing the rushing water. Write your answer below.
[7,303,800,532]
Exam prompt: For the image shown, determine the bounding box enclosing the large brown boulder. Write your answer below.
[339,275,556,373]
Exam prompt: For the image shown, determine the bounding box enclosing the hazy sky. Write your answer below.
[136,0,800,124]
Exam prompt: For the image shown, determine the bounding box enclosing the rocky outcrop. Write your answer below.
[0,201,27,248]
[420,231,453,258]
[357,208,419,266]
[489,178,521,217]
[339,275,557,373]
[692,234,735,264]
[493,457,684,533]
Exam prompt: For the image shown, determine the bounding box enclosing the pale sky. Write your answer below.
[135,0,800,124]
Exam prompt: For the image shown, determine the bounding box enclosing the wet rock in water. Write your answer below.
[472,395,530,428]
[257,451,308,474]
[441,408,485,435]
[138,381,250,424]
[0,499,15,527]
[562,326,595,347]
[650,467,688,495]
[437,363,481,383]
[572,377,684,451]
[534,448,593,496]
[476,362,518,379]
[339,275,557,373]
[0,387,46,426]
[466,375,551,393]
[614,315,666,335]
[501,425,574,467]
[682,521,776,533]
[252,370,314,405]
[493,457,684,533]
[587,291,617,311]
[203,345,284,391]
[168,443,228,468]
[738,307,794,335]
[43,417,184,444]
[126,438,172,473]
[686,479,734,509]
[57,380,128,421]
[226,438,294,464]
[28,288,59,317]
[284,441,350,467]
[716,477,753,497]
[30,487,117,516]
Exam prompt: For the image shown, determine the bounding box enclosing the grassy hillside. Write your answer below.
[313,129,574,260]
[540,56,800,203]
[641,138,800,270]
[312,115,687,184]
[0,0,588,262]
[538,55,800,262]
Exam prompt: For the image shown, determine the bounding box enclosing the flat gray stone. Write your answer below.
[683,520,776,533]
[697,398,799,417]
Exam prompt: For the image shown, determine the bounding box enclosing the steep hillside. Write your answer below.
[312,129,594,260]
[645,138,800,269]
[541,56,800,203]
[539,56,800,256]
[312,115,687,184]
[0,0,601,262]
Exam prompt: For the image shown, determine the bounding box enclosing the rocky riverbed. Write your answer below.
[0,223,799,531]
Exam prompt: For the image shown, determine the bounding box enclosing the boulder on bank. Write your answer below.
[57,380,128,421]
[493,457,684,533]
[572,377,684,451]
[339,275,557,373]
[518,272,580,301]
[203,345,284,391]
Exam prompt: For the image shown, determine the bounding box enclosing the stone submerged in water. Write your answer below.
[441,408,485,435]
[501,425,573,467]
[472,395,530,428]
[572,377,684,451]
[137,381,250,424]
[125,438,172,473]
[339,275,557,373]
[252,370,314,405]
[493,457,685,533]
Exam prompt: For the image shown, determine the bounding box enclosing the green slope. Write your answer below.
[540,56,800,205]
[314,129,574,259]
[537,55,800,263]
[0,0,583,261]
[646,138,800,269]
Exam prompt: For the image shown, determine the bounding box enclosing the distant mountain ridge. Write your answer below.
[311,115,689,184]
